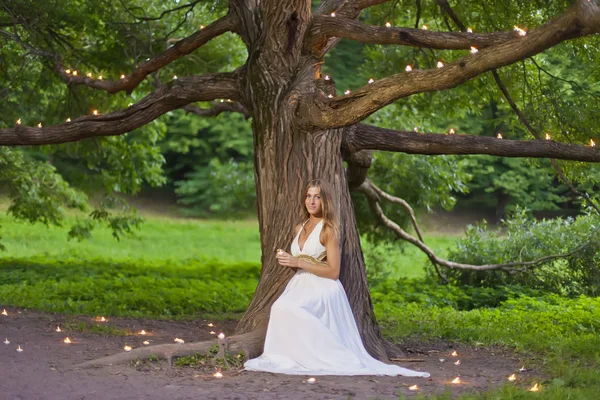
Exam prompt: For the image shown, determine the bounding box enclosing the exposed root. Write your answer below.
[75,330,265,369]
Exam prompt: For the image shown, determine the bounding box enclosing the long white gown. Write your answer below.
[244,220,431,377]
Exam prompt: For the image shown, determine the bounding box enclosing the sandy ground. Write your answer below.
[1,307,539,400]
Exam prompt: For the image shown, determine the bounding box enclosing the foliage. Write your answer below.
[160,111,255,217]
[443,208,600,296]
[0,256,260,318]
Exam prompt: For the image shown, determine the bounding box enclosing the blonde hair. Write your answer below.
[300,179,339,239]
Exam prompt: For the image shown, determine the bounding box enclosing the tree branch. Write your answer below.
[301,0,600,128]
[57,14,236,95]
[358,179,596,272]
[316,0,392,17]
[0,72,241,146]
[342,124,600,162]
[307,15,517,50]
[181,101,251,119]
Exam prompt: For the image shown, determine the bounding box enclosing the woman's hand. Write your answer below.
[276,250,299,268]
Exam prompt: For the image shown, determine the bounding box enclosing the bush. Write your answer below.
[441,208,600,296]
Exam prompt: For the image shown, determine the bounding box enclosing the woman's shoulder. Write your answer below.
[294,223,302,236]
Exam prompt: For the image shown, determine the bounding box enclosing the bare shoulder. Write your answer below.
[294,223,302,236]
[320,224,338,246]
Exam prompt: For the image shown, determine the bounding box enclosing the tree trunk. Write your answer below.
[232,79,389,362]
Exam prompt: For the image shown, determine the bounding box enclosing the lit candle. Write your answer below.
[514,26,527,36]
[330,12,336,17]
[209,331,216,335]
[528,383,540,392]
[421,24,428,30]
[64,337,72,344]
[1,309,7,316]
[208,323,214,327]
[437,61,444,68]
[467,27,473,33]
[454,360,461,365]
[451,377,461,384]
[448,128,456,134]
[37,123,42,128]
[591,139,596,147]
[413,127,419,133]
[307,377,316,384]
[139,330,147,335]
[92,110,98,116]
[120,74,125,79]
[344,90,351,95]
[16,345,23,352]
[519,366,526,372]
[545,133,551,140]
[86,72,92,78]
[327,94,333,98]
[200,25,205,29]
[508,374,516,381]
[408,385,418,391]
[72,71,78,76]
[65,69,71,74]
[66,118,71,123]
[214,371,223,378]
[324,75,330,81]
[405,65,413,72]
[143,340,150,345]
[497,133,503,139]
[368,78,374,84]
[174,338,185,343]
[16,119,21,125]
[173,75,178,80]
[217,333,226,340]
[451,351,458,356]
[470,46,479,54]
[56,326,62,332]
[98,75,103,80]
[124,345,132,351]
[385,22,391,28]
[3,338,9,345]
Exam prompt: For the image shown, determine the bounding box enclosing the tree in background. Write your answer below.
[2,0,600,364]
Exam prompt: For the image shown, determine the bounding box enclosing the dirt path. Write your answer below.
[1,307,537,399]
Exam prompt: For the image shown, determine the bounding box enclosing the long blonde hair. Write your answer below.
[300,179,339,239]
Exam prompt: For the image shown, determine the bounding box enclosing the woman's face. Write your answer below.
[305,186,322,217]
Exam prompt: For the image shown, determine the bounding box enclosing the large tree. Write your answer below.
[2,0,600,364]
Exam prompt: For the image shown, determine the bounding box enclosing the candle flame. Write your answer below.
[72,71,78,76]
[307,377,316,383]
[344,89,351,95]
[327,94,333,98]
[451,377,461,384]
[214,371,223,378]
[422,24,428,30]
[408,385,419,391]
[1,309,7,316]
[64,337,72,344]
[528,383,540,392]
[4,338,10,344]
[66,118,71,123]
[16,119,21,125]
[16,345,23,352]
[454,360,461,365]
[124,345,132,351]
[173,75,178,80]
[65,69,71,74]
[209,331,216,335]
[514,26,527,36]
[519,366,526,372]
[437,61,444,68]
[324,75,330,81]
[330,12,336,17]
[470,46,479,54]
[508,374,517,381]
[139,330,147,335]
[37,123,42,128]
[92,110,98,116]
[591,139,596,147]
[143,340,150,345]
[95,316,107,322]
[200,25,205,29]
[451,351,458,356]
[56,326,62,332]
[87,72,92,78]
[120,74,125,79]
[413,127,419,133]
[385,22,391,28]
[546,133,551,140]
[449,128,456,134]
[98,75,103,80]
[497,133,503,139]
[467,27,473,33]
[207,323,214,327]
[368,78,375,84]
[217,333,226,339]
[405,65,413,72]
[174,338,185,343]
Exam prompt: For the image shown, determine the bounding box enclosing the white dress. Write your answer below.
[244,220,430,377]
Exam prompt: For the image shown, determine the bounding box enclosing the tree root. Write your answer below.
[75,330,265,369]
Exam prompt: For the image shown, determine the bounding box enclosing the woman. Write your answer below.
[244,179,430,377]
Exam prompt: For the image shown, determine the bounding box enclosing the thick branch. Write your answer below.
[342,124,600,162]
[58,15,236,95]
[182,101,251,119]
[0,72,241,146]
[308,15,517,50]
[316,0,392,17]
[358,180,595,272]
[301,0,600,128]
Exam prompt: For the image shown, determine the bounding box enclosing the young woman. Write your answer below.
[244,179,430,377]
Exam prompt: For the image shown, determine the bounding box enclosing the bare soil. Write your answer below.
[1,307,540,400]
